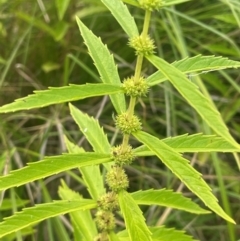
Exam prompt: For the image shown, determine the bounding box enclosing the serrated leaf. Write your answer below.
[150,226,198,241]
[147,55,240,86]
[101,0,139,38]
[0,153,111,191]
[134,133,240,156]
[0,84,122,113]
[119,190,152,241]
[64,136,105,200]
[69,104,111,153]
[131,189,210,214]
[58,180,97,240]
[134,131,235,224]
[147,55,239,149]
[0,199,96,238]
[118,226,198,241]
[76,17,126,114]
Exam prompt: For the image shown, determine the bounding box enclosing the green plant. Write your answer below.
[0,0,240,240]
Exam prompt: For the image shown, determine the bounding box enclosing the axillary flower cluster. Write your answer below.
[94,0,163,240]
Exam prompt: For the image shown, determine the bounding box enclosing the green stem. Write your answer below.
[121,10,152,149]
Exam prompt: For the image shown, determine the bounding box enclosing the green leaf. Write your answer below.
[134,131,235,224]
[0,153,111,191]
[131,189,210,214]
[64,136,106,199]
[134,134,240,155]
[0,199,30,211]
[122,0,191,7]
[150,226,198,241]
[69,104,111,153]
[101,0,139,38]
[118,190,152,241]
[0,84,122,113]
[55,0,70,20]
[0,199,97,238]
[118,226,198,241]
[147,55,240,86]
[147,55,239,149]
[76,17,126,114]
[58,180,97,240]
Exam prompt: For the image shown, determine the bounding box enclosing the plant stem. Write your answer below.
[122,10,152,150]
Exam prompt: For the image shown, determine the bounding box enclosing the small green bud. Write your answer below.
[95,210,116,231]
[129,35,155,56]
[97,192,119,211]
[106,166,129,192]
[112,144,135,165]
[139,0,164,11]
[122,76,149,97]
[115,113,142,134]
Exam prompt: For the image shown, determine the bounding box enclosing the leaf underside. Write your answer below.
[0,153,111,191]
[0,200,97,238]
[0,84,122,113]
[134,131,235,224]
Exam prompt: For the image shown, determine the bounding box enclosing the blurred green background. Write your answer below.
[0,0,239,240]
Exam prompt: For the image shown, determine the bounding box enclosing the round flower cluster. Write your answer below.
[129,35,156,56]
[139,0,165,11]
[106,166,129,192]
[122,76,149,97]
[115,113,142,134]
[95,210,115,231]
[97,192,119,211]
[112,144,135,165]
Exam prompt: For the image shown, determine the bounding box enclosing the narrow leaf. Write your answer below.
[64,136,105,199]
[55,0,70,20]
[118,190,152,241]
[58,180,97,240]
[147,55,239,149]
[118,226,198,241]
[0,84,122,113]
[0,199,96,238]
[101,0,139,38]
[134,131,235,224]
[147,55,240,86]
[76,17,126,114]
[134,133,240,155]
[0,153,111,191]
[123,0,192,7]
[131,189,210,214]
[69,104,111,153]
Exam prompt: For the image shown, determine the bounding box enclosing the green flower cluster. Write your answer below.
[129,35,155,56]
[139,0,165,11]
[106,166,129,192]
[112,144,135,165]
[122,76,149,97]
[115,113,142,134]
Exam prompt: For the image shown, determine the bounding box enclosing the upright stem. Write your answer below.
[122,10,152,149]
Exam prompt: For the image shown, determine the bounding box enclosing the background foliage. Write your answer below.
[0,0,239,240]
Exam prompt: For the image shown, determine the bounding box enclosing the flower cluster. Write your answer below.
[139,0,165,11]
[129,35,155,56]
[112,144,135,165]
[95,210,116,231]
[122,76,149,97]
[115,113,142,134]
[97,192,119,211]
[106,165,129,192]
